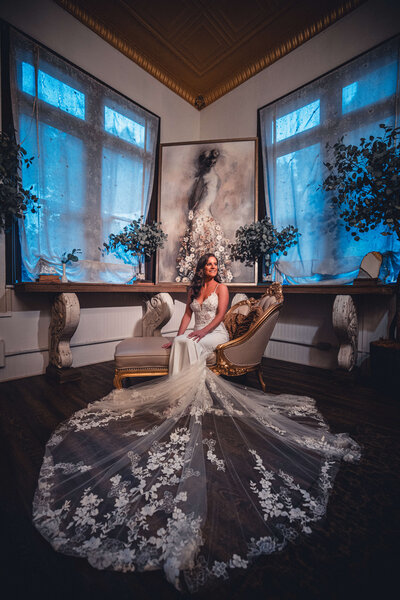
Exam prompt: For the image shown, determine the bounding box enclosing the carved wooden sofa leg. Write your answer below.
[113,370,123,389]
[257,366,267,393]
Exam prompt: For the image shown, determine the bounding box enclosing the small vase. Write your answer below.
[61,263,68,283]
[136,255,146,281]
[262,254,273,282]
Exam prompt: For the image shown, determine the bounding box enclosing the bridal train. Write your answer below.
[33,356,360,592]
[33,260,360,592]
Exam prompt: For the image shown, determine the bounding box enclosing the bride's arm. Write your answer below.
[188,284,229,342]
[162,290,193,349]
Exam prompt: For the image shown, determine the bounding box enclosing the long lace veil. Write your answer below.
[33,357,360,592]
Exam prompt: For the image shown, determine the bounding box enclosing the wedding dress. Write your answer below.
[169,288,229,375]
[33,291,360,593]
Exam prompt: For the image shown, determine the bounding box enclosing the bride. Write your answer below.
[163,253,229,374]
[33,254,360,593]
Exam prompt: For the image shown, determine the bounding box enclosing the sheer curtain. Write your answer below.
[9,29,159,283]
[259,36,400,284]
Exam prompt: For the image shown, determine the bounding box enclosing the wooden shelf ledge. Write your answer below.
[14,282,396,295]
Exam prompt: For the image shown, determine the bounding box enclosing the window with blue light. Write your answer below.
[104,106,145,148]
[10,29,160,284]
[274,99,320,142]
[259,36,400,285]
[21,62,85,120]
[342,62,397,114]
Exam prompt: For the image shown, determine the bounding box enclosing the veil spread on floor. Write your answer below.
[33,355,360,593]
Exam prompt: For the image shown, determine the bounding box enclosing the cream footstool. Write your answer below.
[114,337,173,388]
[114,336,217,388]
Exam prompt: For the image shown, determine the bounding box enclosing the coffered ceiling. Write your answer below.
[54,0,365,109]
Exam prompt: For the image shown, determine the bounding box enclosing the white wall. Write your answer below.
[0,0,398,380]
[0,0,199,382]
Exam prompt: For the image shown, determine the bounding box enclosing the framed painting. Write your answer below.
[156,138,258,285]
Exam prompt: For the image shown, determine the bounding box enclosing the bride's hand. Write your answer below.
[162,341,172,349]
[188,329,207,342]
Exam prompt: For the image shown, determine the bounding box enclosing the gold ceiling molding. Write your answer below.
[55,0,197,105]
[202,0,364,107]
[55,0,365,110]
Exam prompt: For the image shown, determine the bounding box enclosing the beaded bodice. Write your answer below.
[190,291,219,329]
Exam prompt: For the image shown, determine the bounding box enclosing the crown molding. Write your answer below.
[55,0,364,110]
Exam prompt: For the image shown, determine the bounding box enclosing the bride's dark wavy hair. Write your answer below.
[190,253,221,301]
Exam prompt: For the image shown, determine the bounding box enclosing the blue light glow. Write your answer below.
[275,100,320,142]
[342,82,358,107]
[342,62,397,114]
[19,113,86,256]
[104,106,145,148]
[101,146,145,264]
[21,62,85,120]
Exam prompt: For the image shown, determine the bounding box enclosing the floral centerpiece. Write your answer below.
[0,131,39,232]
[230,216,298,280]
[102,216,167,281]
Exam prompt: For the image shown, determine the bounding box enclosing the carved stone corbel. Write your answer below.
[46,292,81,382]
[332,294,358,371]
[142,292,174,337]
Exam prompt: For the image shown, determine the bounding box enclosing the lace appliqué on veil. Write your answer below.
[33,355,360,593]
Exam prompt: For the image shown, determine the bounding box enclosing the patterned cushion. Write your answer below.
[224,305,264,340]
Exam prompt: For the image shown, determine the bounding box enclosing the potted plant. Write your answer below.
[229,216,298,281]
[321,123,400,387]
[61,248,82,282]
[0,131,39,232]
[102,216,167,282]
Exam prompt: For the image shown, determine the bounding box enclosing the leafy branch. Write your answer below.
[0,131,40,232]
[102,217,168,260]
[230,216,299,271]
[62,248,81,264]
[321,124,400,243]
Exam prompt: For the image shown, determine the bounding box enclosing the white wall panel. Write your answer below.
[1,350,49,383]
[0,302,144,382]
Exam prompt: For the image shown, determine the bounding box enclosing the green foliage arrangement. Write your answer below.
[230,216,299,273]
[321,124,400,243]
[62,248,81,264]
[102,217,167,272]
[0,131,39,232]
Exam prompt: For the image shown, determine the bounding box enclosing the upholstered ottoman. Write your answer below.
[114,337,172,388]
[114,336,218,388]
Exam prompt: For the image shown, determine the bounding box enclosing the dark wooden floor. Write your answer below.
[0,359,398,600]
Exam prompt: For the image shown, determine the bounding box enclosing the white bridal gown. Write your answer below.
[33,291,360,593]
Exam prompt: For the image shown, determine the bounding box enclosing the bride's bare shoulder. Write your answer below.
[216,282,228,295]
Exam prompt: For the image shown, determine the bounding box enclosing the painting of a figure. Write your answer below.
[157,138,257,284]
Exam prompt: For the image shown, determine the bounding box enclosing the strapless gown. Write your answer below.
[32,292,360,593]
